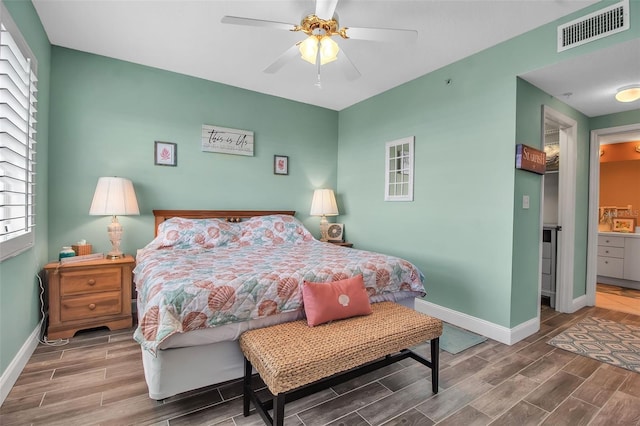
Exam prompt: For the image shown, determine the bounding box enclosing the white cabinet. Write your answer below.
[597,234,640,283]
[624,237,640,281]
[597,235,624,279]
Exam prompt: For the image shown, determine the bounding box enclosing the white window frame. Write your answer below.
[384,136,414,202]
[0,2,38,262]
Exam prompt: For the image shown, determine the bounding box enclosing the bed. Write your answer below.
[134,210,426,400]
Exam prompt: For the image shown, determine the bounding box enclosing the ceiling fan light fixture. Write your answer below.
[299,36,318,64]
[319,36,339,64]
[299,35,339,65]
[615,85,640,103]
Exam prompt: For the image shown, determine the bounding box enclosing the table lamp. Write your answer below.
[310,188,338,242]
[89,177,140,259]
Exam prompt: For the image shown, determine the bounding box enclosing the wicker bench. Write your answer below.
[239,301,443,426]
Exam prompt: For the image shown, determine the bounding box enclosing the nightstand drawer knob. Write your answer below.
[88,303,96,310]
[87,279,96,286]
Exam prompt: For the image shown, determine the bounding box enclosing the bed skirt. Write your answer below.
[141,296,418,400]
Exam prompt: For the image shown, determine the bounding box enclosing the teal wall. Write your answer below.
[338,55,518,327]
[0,0,50,375]
[512,79,592,326]
[590,109,640,131]
[337,0,639,329]
[48,47,339,257]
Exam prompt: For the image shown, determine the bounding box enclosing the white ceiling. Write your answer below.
[33,0,638,115]
[521,38,640,118]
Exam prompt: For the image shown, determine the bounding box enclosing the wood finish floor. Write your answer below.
[596,284,640,316]
[2,305,640,426]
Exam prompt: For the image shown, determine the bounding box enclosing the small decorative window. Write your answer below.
[384,136,414,202]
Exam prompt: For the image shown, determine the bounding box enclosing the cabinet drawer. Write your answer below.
[541,274,552,291]
[60,291,122,322]
[597,256,624,279]
[598,236,625,248]
[60,268,122,296]
[597,246,624,258]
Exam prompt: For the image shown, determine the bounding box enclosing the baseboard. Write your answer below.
[597,276,640,291]
[571,294,589,313]
[0,320,41,406]
[415,299,540,345]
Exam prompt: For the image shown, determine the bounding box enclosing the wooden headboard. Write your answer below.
[152,210,296,236]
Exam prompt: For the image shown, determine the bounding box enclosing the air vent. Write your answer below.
[557,0,629,52]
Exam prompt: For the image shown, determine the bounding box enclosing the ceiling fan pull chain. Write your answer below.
[315,39,322,88]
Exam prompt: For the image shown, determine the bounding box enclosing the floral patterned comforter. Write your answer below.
[133,215,426,355]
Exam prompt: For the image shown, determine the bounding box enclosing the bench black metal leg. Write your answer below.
[273,394,285,426]
[243,357,252,416]
[431,337,439,394]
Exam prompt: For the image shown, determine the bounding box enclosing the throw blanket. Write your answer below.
[134,241,425,354]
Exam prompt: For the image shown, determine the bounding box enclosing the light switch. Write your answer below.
[523,195,530,209]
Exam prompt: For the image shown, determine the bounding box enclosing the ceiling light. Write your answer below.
[299,36,339,65]
[615,85,640,103]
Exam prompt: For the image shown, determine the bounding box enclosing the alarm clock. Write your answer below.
[327,223,344,242]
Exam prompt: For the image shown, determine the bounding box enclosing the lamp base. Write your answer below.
[319,215,329,242]
[107,215,124,260]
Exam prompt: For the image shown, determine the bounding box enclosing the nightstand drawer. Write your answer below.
[60,291,123,322]
[60,268,122,295]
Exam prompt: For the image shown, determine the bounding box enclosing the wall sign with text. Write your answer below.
[202,124,254,156]
[515,144,546,175]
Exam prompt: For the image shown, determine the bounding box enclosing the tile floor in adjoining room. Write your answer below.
[596,283,640,316]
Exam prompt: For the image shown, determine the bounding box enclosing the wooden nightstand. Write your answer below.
[328,241,353,248]
[44,255,135,339]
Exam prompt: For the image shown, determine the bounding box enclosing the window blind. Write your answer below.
[0,3,37,262]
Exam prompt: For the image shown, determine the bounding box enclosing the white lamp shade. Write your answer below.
[310,189,339,216]
[89,177,140,216]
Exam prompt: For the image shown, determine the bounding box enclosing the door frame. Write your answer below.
[543,106,577,313]
[586,122,640,305]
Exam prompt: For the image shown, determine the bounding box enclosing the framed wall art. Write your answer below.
[274,155,288,175]
[154,141,177,166]
[612,217,635,233]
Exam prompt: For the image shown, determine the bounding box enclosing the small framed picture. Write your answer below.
[274,155,288,175]
[612,218,635,233]
[155,141,177,166]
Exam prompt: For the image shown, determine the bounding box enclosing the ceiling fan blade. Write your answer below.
[315,0,339,19]
[221,16,295,31]
[345,27,418,43]
[263,44,301,74]
[338,48,361,81]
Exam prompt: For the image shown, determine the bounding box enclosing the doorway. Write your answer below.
[541,106,578,313]
[587,123,640,316]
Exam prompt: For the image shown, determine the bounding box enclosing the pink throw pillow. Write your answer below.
[302,275,372,327]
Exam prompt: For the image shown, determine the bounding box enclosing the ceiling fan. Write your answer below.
[221,0,417,84]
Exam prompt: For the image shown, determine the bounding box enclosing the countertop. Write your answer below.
[599,231,640,239]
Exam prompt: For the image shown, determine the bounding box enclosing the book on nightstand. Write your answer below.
[59,253,105,264]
